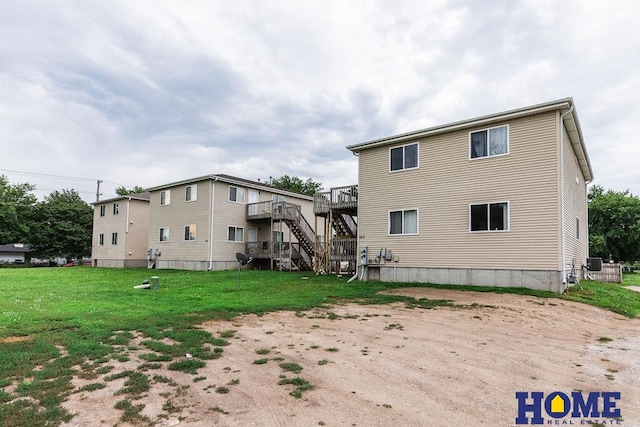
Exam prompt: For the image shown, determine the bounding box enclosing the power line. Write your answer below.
[0,168,97,182]
[1,168,137,191]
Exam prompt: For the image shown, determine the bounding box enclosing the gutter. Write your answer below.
[208,177,218,270]
[560,105,574,289]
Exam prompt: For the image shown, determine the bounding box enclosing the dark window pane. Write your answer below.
[489,203,508,230]
[390,147,404,171]
[471,204,488,231]
[389,211,403,234]
[404,144,418,169]
[228,227,235,241]
[230,187,237,201]
[470,131,487,158]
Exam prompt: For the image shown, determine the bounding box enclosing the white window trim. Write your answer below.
[185,184,197,202]
[227,225,245,242]
[160,190,171,206]
[387,208,419,236]
[228,186,245,204]
[159,227,169,242]
[184,224,196,241]
[389,142,419,172]
[469,124,510,160]
[469,200,510,233]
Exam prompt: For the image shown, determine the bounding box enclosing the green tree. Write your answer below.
[269,175,323,196]
[30,189,93,260]
[588,184,640,262]
[115,185,146,196]
[0,175,37,244]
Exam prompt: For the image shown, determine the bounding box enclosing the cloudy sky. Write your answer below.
[1,0,639,202]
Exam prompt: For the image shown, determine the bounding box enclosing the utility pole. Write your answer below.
[96,180,103,202]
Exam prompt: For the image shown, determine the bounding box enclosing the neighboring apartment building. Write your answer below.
[346,98,593,293]
[91,193,150,267]
[146,174,320,271]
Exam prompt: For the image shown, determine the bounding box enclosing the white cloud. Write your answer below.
[1,0,640,202]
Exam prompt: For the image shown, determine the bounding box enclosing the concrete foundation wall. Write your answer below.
[366,266,564,293]
[155,260,238,271]
[96,259,148,268]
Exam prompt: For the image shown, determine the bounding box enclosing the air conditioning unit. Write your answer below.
[586,257,602,272]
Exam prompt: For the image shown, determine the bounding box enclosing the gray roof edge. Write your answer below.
[145,174,314,201]
[90,192,151,206]
[347,98,574,151]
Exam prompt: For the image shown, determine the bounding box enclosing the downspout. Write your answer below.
[125,198,131,233]
[560,106,574,290]
[208,178,218,270]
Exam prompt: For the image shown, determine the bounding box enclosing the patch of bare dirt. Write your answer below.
[62,289,640,426]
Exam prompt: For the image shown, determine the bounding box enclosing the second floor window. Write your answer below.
[160,190,171,206]
[99,205,106,217]
[390,143,418,171]
[113,203,119,215]
[185,184,197,202]
[470,125,508,159]
[229,186,245,203]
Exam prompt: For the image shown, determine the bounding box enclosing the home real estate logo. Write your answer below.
[515,391,622,425]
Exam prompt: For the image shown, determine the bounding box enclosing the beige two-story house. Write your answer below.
[347,98,593,292]
[146,174,320,271]
[91,193,151,267]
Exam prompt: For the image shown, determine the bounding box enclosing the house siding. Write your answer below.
[561,125,589,280]
[358,112,560,276]
[148,178,318,271]
[149,180,212,268]
[92,198,149,267]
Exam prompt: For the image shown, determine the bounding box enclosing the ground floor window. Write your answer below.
[111,232,118,245]
[184,224,196,241]
[228,226,244,242]
[470,202,509,232]
[159,227,169,242]
[99,233,104,245]
[389,209,418,235]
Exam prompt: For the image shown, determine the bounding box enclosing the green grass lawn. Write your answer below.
[1,266,639,426]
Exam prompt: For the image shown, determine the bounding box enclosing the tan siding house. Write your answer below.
[147,174,319,271]
[91,194,150,268]
[347,98,593,292]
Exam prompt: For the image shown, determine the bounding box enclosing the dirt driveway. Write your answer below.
[63,288,640,426]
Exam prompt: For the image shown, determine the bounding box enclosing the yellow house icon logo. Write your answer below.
[550,395,564,414]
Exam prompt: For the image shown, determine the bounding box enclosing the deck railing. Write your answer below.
[329,238,357,261]
[313,185,358,213]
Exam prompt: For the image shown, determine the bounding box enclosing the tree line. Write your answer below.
[1,175,92,261]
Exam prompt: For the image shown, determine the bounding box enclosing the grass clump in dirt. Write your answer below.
[253,358,269,365]
[167,359,206,375]
[278,377,314,398]
[279,362,303,374]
